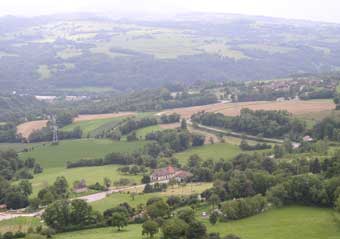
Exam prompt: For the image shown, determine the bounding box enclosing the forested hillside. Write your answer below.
[1,13,340,93]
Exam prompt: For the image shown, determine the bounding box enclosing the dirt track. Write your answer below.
[16,120,48,138]
[159,100,335,119]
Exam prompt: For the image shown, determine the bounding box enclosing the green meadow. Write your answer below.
[20,139,147,168]
[54,206,340,239]
[19,139,148,194]
[174,143,242,163]
[135,125,161,139]
[55,224,145,239]
[0,217,42,233]
[91,183,212,212]
[0,142,45,152]
[204,206,340,239]
[61,117,127,137]
[30,165,142,196]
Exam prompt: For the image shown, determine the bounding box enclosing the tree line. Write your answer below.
[192,109,306,139]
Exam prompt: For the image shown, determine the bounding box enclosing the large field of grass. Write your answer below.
[135,125,161,139]
[0,217,41,233]
[30,165,142,196]
[61,117,126,137]
[91,183,212,212]
[55,206,340,239]
[174,143,242,163]
[0,142,46,152]
[55,224,144,239]
[19,139,148,194]
[205,206,340,239]
[20,139,147,168]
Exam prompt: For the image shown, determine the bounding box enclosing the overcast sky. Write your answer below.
[1,0,339,23]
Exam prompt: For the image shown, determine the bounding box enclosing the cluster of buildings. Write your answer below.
[150,165,192,182]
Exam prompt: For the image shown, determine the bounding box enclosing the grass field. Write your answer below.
[30,165,142,196]
[0,142,46,152]
[55,224,144,239]
[19,139,148,194]
[135,125,161,139]
[174,143,242,163]
[0,217,41,233]
[20,139,147,168]
[55,206,340,239]
[62,117,126,137]
[204,206,340,239]
[91,183,212,212]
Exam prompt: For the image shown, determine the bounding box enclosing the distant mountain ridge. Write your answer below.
[0,12,340,93]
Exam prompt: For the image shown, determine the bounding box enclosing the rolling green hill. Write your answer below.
[1,13,340,93]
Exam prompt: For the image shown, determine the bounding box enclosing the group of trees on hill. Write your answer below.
[313,116,340,141]
[239,139,272,151]
[118,118,158,135]
[145,129,205,155]
[160,113,181,124]
[195,148,340,224]
[0,123,21,143]
[0,150,42,181]
[0,94,46,123]
[0,177,33,210]
[192,109,306,139]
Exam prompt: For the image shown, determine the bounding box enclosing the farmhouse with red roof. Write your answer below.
[150,165,192,182]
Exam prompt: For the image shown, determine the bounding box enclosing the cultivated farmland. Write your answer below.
[159,100,335,119]
[73,112,136,122]
[16,120,48,138]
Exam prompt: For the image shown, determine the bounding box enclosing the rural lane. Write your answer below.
[0,181,168,222]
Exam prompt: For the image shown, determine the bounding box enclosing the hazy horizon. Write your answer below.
[1,0,340,24]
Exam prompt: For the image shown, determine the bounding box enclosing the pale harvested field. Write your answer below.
[159,100,335,119]
[17,120,48,138]
[73,112,136,122]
